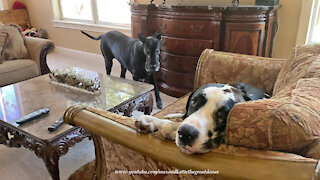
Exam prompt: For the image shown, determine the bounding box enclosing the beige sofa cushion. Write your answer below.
[0,59,39,86]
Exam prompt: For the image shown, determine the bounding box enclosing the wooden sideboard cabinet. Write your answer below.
[131,3,279,97]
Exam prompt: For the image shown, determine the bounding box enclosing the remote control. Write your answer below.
[16,108,50,125]
[48,117,64,132]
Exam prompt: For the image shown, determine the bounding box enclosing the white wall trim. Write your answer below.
[52,20,131,36]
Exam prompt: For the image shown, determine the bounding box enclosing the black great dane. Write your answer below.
[81,30,163,109]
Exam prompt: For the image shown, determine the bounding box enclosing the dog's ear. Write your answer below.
[214,99,236,132]
[230,83,251,101]
[183,90,195,119]
[138,33,146,43]
[154,32,161,40]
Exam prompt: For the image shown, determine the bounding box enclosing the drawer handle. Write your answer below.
[160,23,166,30]
[190,25,204,32]
[190,44,203,51]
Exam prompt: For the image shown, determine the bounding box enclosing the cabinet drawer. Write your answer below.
[157,67,194,89]
[160,52,198,73]
[151,19,214,39]
[161,36,213,56]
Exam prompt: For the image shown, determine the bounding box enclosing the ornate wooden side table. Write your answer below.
[0,71,154,180]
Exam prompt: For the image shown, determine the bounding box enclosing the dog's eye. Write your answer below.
[223,89,231,93]
[217,110,226,117]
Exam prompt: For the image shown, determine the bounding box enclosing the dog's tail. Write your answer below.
[81,30,103,40]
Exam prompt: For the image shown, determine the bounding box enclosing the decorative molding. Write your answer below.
[110,92,153,116]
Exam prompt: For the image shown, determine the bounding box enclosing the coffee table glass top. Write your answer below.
[0,68,153,141]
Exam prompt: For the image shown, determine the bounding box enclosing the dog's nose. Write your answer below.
[177,124,199,147]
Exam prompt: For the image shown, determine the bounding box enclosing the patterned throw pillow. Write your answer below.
[0,32,8,64]
[0,24,29,61]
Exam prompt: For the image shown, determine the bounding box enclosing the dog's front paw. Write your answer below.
[135,115,159,133]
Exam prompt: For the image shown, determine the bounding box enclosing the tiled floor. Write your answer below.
[0,47,177,180]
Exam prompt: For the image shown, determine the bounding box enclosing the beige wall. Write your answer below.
[22,0,303,59]
[274,0,303,59]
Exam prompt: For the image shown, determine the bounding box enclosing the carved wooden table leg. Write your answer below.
[143,93,153,115]
[110,92,154,117]
[42,149,60,180]
[0,123,91,180]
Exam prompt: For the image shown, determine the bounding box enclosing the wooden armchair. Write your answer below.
[64,46,320,180]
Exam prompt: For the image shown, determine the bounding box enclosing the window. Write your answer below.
[308,0,320,44]
[60,0,93,21]
[57,0,131,28]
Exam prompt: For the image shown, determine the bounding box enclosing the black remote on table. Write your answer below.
[48,117,64,132]
[16,108,50,125]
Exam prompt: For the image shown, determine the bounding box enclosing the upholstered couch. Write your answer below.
[63,44,320,180]
[0,36,54,87]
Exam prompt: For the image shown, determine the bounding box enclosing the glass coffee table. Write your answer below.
[0,70,154,180]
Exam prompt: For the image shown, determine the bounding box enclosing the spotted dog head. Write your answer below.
[176,83,245,154]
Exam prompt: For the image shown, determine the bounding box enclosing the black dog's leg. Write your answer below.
[150,72,162,109]
[101,46,114,75]
[120,65,127,78]
[105,58,113,75]
[102,52,113,75]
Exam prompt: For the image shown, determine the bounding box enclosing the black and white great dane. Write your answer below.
[135,83,269,154]
[81,30,163,109]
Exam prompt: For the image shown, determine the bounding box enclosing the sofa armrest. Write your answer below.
[63,106,319,180]
[25,37,55,75]
[195,49,286,95]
